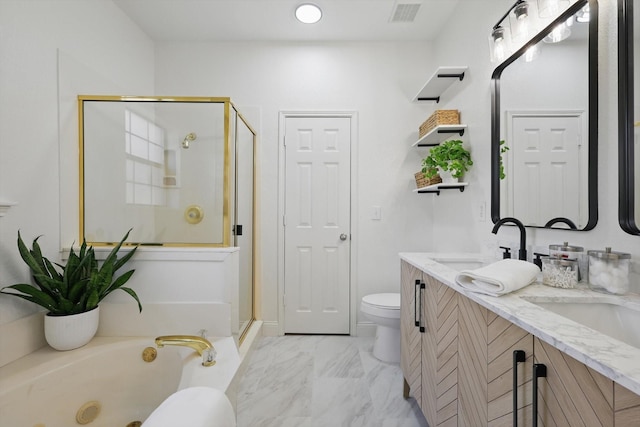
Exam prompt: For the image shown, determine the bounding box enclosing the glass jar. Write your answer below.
[549,242,586,282]
[587,248,631,295]
[541,257,579,289]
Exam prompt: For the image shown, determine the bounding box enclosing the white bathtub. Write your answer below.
[0,336,241,427]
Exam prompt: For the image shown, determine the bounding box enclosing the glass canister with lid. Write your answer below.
[541,257,579,289]
[587,247,631,295]
[549,242,586,282]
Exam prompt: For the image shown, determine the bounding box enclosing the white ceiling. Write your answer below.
[112,0,461,42]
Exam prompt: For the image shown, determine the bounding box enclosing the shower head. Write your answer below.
[181,132,197,149]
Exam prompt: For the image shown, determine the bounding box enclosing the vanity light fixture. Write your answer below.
[490,26,511,63]
[489,0,529,63]
[510,1,533,44]
[576,4,590,22]
[490,0,576,63]
[543,21,571,43]
[523,44,541,62]
[537,0,570,19]
[295,3,322,24]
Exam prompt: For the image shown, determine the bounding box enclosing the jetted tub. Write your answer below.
[0,336,241,427]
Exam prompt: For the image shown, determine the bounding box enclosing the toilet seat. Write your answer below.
[361,293,401,320]
[362,293,400,310]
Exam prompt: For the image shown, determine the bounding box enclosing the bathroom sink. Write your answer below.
[528,299,640,349]
[430,255,492,272]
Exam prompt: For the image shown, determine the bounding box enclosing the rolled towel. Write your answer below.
[143,386,236,427]
[455,259,539,297]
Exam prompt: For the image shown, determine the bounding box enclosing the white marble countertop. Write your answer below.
[399,252,640,396]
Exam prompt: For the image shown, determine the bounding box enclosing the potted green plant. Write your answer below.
[499,140,509,180]
[0,229,141,350]
[422,139,473,182]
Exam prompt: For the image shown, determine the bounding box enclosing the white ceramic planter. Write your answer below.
[438,169,459,184]
[44,306,100,351]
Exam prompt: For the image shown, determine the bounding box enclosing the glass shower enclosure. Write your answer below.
[78,95,256,341]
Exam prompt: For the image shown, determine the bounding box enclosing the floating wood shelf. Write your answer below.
[0,200,17,217]
[412,66,468,103]
[413,182,468,195]
[412,124,468,147]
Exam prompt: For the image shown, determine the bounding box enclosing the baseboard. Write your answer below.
[356,321,377,337]
[261,320,280,336]
[260,320,376,337]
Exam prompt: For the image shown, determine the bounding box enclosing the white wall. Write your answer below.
[0,0,155,363]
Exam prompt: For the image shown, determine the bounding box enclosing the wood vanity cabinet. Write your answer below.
[400,260,459,427]
[400,260,422,403]
[533,337,614,426]
[401,263,640,427]
[534,338,640,427]
[457,292,533,426]
[459,293,640,427]
[614,383,640,425]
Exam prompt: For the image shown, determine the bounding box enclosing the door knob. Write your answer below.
[340,233,348,241]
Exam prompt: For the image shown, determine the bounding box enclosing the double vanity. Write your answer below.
[400,253,640,426]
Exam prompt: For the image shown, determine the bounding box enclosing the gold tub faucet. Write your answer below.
[155,335,216,367]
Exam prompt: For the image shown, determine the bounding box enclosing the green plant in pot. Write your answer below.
[0,229,141,350]
[499,139,509,180]
[422,139,473,182]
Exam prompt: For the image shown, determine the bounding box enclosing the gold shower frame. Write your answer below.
[77,95,247,247]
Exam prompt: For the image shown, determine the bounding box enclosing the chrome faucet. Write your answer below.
[155,335,216,367]
[492,217,527,261]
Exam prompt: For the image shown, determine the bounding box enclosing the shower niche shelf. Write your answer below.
[412,124,467,147]
[412,66,467,103]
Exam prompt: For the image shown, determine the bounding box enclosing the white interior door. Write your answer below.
[283,116,351,334]
[508,112,584,227]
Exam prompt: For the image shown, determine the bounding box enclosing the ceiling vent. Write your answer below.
[389,1,422,23]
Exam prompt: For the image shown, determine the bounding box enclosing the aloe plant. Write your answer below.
[1,229,141,315]
[422,139,473,179]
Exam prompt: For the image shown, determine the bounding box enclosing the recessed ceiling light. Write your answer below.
[295,3,322,24]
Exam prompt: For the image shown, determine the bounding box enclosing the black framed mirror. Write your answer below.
[619,0,640,235]
[491,0,598,230]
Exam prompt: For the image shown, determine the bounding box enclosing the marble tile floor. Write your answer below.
[236,335,429,427]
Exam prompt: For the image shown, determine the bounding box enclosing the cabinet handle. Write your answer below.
[414,280,421,327]
[512,350,526,427]
[419,282,425,333]
[532,363,547,427]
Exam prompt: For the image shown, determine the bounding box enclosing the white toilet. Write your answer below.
[361,293,401,363]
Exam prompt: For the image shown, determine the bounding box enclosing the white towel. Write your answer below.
[455,259,539,297]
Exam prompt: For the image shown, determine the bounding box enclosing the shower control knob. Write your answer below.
[340,233,348,241]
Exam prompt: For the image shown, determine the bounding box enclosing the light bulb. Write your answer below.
[295,4,322,24]
[524,44,540,62]
[543,22,571,43]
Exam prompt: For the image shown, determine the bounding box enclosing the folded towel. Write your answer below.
[455,259,539,297]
